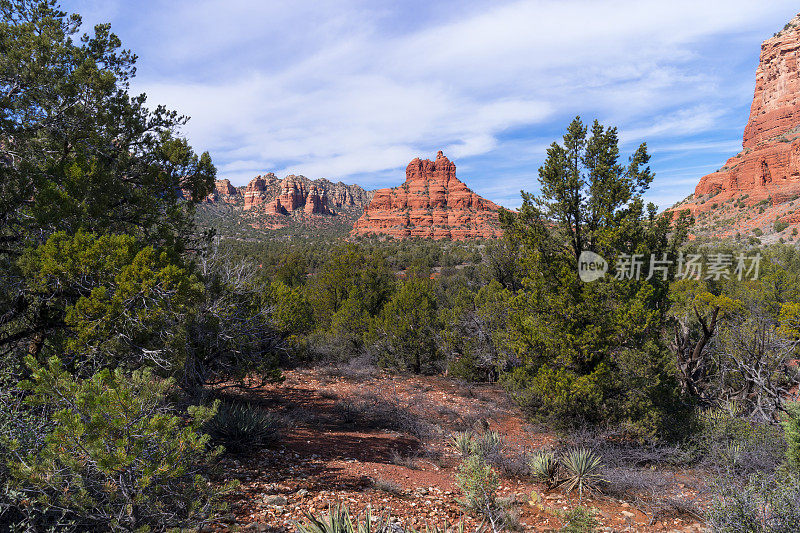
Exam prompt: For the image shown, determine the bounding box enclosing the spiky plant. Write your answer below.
[472,430,503,459]
[559,448,604,501]
[449,431,474,458]
[295,504,466,533]
[203,401,282,454]
[529,450,559,488]
[295,504,380,533]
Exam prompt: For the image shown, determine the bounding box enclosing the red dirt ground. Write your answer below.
[205,368,708,532]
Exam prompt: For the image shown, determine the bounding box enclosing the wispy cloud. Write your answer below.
[66,0,799,208]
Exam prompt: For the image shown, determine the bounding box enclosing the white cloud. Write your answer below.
[76,0,800,208]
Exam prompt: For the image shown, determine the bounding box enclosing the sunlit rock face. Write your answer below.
[352,151,503,240]
[689,13,800,211]
[237,174,369,217]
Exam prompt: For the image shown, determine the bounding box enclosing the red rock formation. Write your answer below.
[243,173,280,210]
[206,179,242,203]
[686,13,800,211]
[265,197,287,215]
[352,151,503,240]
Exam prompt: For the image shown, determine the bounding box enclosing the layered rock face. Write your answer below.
[206,179,241,203]
[688,14,800,213]
[201,173,372,234]
[352,151,503,240]
[241,173,369,217]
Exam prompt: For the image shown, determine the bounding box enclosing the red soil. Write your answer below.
[207,369,707,532]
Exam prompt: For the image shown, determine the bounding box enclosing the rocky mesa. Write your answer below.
[352,151,503,240]
[199,174,372,237]
[674,13,800,239]
[241,173,370,217]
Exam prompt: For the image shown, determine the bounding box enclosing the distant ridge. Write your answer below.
[199,174,372,237]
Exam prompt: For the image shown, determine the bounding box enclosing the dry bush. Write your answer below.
[389,449,419,470]
[495,450,531,478]
[372,478,403,496]
[333,393,439,440]
[602,467,702,524]
[557,430,693,468]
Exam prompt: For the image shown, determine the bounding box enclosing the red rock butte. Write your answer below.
[242,174,368,216]
[202,173,372,232]
[352,151,503,240]
[679,13,800,227]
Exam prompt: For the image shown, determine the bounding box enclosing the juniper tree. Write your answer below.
[0,0,215,369]
[500,117,693,437]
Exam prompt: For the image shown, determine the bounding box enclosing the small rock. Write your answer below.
[621,510,635,518]
[265,495,288,506]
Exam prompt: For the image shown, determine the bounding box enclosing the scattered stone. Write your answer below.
[264,495,288,506]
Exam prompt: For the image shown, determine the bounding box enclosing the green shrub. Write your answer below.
[447,352,487,383]
[559,505,600,533]
[775,221,790,233]
[5,357,231,532]
[0,379,53,529]
[753,228,763,236]
[501,365,609,429]
[559,449,604,500]
[529,450,559,488]
[377,278,440,374]
[456,454,499,512]
[204,401,283,454]
[783,402,800,471]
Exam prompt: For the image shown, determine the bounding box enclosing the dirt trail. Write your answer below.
[209,368,707,532]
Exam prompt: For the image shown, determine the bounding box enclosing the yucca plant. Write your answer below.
[295,505,387,533]
[449,431,475,458]
[203,401,282,454]
[472,430,503,459]
[559,448,604,501]
[529,450,559,488]
[295,504,467,533]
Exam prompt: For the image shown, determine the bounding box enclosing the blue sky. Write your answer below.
[64,0,800,209]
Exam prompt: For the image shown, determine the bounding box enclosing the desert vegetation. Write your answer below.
[1,1,800,532]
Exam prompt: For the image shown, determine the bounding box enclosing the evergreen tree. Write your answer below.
[501,117,693,437]
[0,0,215,368]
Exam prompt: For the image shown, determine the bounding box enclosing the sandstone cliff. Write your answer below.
[206,179,240,203]
[674,13,800,240]
[199,174,372,236]
[241,174,370,217]
[351,151,503,240]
